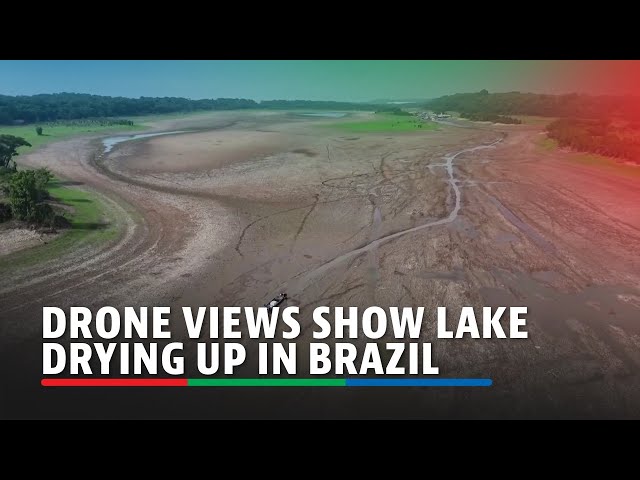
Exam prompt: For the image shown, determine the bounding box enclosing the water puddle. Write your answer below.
[298,112,347,118]
[102,130,188,154]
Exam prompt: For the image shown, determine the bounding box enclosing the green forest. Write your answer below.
[424,90,640,120]
[546,118,640,162]
[427,90,640,163]
[0,93,381,125]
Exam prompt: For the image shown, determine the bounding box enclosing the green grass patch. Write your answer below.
[0,180,120,271]
[569,153,640,178]
[324,114,438,133]
[536,137,559,152]
[0,123,146,154]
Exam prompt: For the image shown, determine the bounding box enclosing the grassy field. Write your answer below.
[0,179,120,271]
[536,137,559,152]
[0,123,146,154]
[325,114,438,133]
[569,153,640,178]
[0,120,151,269]
[535,135,640,178]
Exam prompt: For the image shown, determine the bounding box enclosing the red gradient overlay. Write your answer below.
[558,60,640,97]
[41,378,188,387]
[551,61,640,121]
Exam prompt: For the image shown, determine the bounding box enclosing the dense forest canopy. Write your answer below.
[426,90,640,163]
[7,90,640,126]
[0,93,381,125]
[546,118,640,162]
[424,90,640,120]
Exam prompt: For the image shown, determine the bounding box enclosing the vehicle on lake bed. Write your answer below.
[264,293,287,310]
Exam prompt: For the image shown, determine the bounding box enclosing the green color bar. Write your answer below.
[187,378,345,387]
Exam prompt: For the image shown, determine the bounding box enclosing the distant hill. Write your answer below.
[0,93,383,125]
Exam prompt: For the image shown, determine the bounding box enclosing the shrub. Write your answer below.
[6,169,55,223]
[0,202,11,222]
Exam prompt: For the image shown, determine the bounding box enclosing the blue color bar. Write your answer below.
[345,378,493,387]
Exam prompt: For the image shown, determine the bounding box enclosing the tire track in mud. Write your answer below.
[290,194,320,251]
[477,152,640,279]
[234,204,312,257]
[553,182,640,237]
[234,194,367,256]
[0,189,141,295]
[0,195,173,315]
[299,283,366,310]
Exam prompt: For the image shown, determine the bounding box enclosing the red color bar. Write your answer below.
[41,378,187,387]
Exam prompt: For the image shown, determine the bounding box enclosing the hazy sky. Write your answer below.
[0,60,634,101]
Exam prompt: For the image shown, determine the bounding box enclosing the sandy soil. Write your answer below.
[124,130,298,173]
[0,226,52,256]
[1,111,640,419]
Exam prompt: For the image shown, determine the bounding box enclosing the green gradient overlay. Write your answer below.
[187,378,345,387]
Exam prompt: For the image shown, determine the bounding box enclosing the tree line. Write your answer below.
[546,118,640,162]
[39,118,135,127]
[374,107,412,116]
[0,93,382,125]
[460,112,522,124]
[425,89,640,120]
[427,90,640,161]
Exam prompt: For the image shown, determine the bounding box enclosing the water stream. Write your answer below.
[102,130,188,154]
[298,112,348,118]
[286,138,503,293]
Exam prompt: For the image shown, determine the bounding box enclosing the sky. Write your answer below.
[0,60,638,101]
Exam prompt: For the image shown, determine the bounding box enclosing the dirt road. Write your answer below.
[2,112,640,419]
